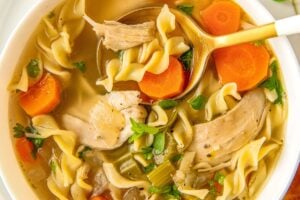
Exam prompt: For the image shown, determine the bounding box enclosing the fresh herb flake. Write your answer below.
[128,118,160,143]
[189,95,206,110]
[214,172,225,185]
[260,60,284,104]
[144,163,155,173]
[179,48,193,71]
[78,146,92,160]
[13,123,25,138]
[177,4,194,15]
[159,100,178,110]
[149,185,181,199]
[170,154,183,163]
[142,146,154,160]
[253,40,265,46]
[49,160,57,173]
[27,59,40,78]
[73,61,86,73]
[153,132,165,155]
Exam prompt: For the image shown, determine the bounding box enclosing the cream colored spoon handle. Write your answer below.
[214,15,300,49]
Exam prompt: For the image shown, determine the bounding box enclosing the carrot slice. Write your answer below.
[90,196,109,200]
[138,56,186,99]
[19,74,62,116]
[214,43,270,91]
[201,1,241,35]
[15,137,36,163]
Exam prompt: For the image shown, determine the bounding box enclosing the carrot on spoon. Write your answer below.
[201,1,241,35]
[138,56,186,100]
[19,73,62,116]
[214,43,270,91]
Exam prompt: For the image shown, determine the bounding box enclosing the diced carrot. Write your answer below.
[214,43,270,91]
[138,56,186,100]
[19,74,62,117]
[214,182,223,194]
[201,1,241,35]
[15,137,36,163]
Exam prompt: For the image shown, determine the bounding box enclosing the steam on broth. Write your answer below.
[8,0,287,200]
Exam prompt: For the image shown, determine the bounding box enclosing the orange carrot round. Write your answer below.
[214,43,270,91]
[19,74,62,117]
[15,137,36,163]
[90,195,110,200]
[138,56,186,99]
[201,1,241,35]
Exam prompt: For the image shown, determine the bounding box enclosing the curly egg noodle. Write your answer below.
[8,0,287,199]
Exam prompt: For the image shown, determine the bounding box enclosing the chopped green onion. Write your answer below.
[159,100,178,110]
[73,61,86,73]
[260,60,284,104]
[27,59,40,78]
[189,95,206,110]
[176,4,194,15]
[179,49,193,71]
[153,132,165,155]
[147,160,175,187]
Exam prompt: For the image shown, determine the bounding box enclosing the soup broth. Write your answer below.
[8,0,287,199]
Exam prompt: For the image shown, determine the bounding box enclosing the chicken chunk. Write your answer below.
[188,89,269,165]
[62,91,147,150]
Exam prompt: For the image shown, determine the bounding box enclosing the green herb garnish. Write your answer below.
[128,118,160,143]
[170,154,183,163]
[179,49,193,71]
[78,146,92,160]
[142,146,154,160]
[144,163,155,173]
[149,184,181,199]
[189,95,206,110]
[159,100,178,110]
[27,59,40,78]
[153,132,165,155]
[209,171,225,196]
[73,61,86,73]
[13,123,26,138]
[49,160,57,173]
[177,4,194,15]
[260,60,284,104]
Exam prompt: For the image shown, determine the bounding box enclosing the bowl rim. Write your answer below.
[0,0,300,199]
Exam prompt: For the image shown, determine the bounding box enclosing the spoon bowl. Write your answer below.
[97,6,300,99]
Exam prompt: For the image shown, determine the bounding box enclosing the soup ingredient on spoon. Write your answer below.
[19,74,62,116]
[15,137,36,163]
[138,56,186,99]
[214,43,270,91]
[201,1,241,35]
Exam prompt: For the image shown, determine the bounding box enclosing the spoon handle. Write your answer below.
[214,15,300,49]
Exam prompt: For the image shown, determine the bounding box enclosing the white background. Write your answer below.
[0,0,299,199]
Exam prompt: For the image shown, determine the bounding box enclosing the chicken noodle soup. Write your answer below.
[8,0,287,199]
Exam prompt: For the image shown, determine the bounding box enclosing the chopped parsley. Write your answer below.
[159,100,178,110]
[13,123,44,158]
[149,184,181,199]
[253,40,265,46]
[142,146,154,160]
[189,95,207,110]
[170,154,183,163]
[260,60,284,104]
[49,160,57,173]
[209,172,225,196]
[27,59,40,78]
[73,61,86,73]
[179,48,193,71]
[128,118,160,143]
[176,4,194,15]
[144,163,155,173]
[78,146,92,160]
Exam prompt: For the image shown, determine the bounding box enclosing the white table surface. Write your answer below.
[0,0,299,199]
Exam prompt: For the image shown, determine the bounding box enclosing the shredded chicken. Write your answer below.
[188,89,269,166]
[84,15,156,51]
[62,91,147,150]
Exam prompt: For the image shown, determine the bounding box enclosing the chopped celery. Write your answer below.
[147,160,175,187]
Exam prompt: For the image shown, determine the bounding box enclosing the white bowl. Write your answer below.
[0,0,300,199]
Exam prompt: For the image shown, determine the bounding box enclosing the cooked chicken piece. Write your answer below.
[62,91,147,150]
[84,15,156,51]
[188,89,269,165]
